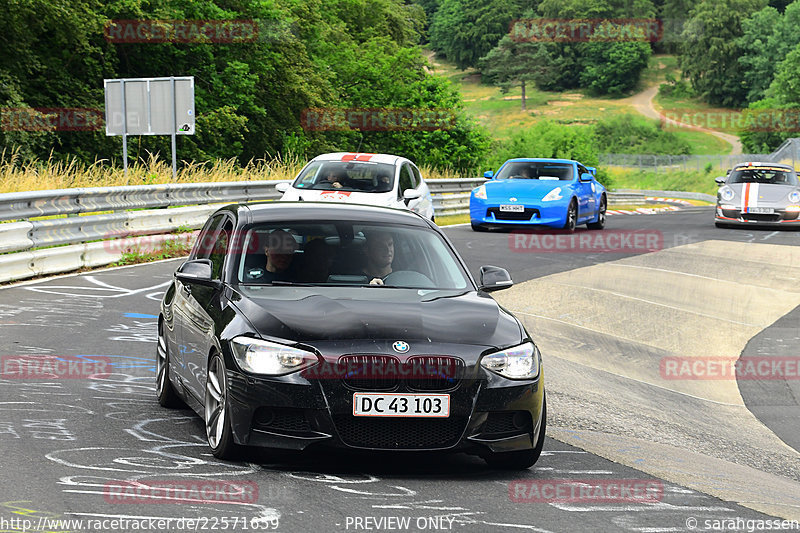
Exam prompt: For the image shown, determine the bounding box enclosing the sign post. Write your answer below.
[104,76,195,179]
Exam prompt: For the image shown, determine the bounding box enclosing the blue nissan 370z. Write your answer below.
[469,158,607,232]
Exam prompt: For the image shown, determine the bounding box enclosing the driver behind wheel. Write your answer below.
[362,230,394,285]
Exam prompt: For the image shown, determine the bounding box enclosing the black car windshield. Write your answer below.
[728,167,798,185]
[292,161,396,193]
[237,222,471,289]
[495,162,574,181]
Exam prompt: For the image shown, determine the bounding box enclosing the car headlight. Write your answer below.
[230,337,318,376]
[789,190,800,203]
[720,186,735,202]
[480,342,541,380]
[541,187,563,202]
[473,185,487,200]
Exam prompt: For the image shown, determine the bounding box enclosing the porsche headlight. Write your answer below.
[788,190,800,203]
[473,185,487,200]
[720,186,735,202]
[230,337,318,375]
[480,342,541,380]
[542,187,563,202]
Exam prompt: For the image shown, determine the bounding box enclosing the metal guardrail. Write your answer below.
[613,189,716,203]
[0,180,288,222]
[0,178,709,283]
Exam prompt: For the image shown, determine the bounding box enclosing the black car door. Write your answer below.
[175,215,232,402]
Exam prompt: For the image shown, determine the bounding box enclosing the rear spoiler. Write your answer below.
[586,166,597,176]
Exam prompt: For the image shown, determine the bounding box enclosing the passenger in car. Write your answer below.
[263,229,299,283]
[362,230,394,285]
[320,170,346,189]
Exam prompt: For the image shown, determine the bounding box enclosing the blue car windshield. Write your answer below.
[495,162,573,181]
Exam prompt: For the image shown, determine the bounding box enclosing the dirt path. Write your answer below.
[620,83,743,155]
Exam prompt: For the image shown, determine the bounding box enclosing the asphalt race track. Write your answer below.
[1,205,799,532]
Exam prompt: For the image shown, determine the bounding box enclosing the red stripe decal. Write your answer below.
[356,154,373,161]
[341,154,357,162]
[743,182,750,212]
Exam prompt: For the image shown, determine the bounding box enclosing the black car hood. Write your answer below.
[230,286,522,349]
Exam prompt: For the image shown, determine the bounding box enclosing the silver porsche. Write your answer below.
[715,162,800,227]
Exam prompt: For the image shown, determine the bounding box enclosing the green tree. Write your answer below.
[478,36,547,110]
[679,0,767,107]
[429,0,522,69]
[736,2,800,104]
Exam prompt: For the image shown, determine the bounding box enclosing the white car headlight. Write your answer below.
[720,186,735,202]
[541,187,563,202]
[789,190,800,203]
[473,185,487,200]
[480,342,541,380]
[231,337,318,376]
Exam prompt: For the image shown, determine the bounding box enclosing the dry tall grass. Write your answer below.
[0,149,466,193]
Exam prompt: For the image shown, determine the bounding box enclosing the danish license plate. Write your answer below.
[353,393,450,418]
[500,204,524,212]
[746,207,774,214]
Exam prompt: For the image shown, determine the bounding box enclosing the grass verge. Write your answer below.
[111,238,193,267]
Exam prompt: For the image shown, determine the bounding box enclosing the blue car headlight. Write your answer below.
[473,185,487,200]
[480,342,541,380]
[541,187,563,202]
[231,337,318,375]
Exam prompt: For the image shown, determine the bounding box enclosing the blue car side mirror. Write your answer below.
[580,172,593,182]
[483,171,494,179]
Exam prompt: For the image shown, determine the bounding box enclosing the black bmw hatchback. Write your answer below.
[157,202,546,468]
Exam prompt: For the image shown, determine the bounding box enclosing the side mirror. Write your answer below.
[175,259,219,287]
[580,172,593,182]
[275,182,291,193]
[478,265,513,292]
[714,176,726,186]
[483,171,494,179]
[402,189,422,205]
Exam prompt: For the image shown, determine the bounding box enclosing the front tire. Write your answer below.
[485,395,547,470]
[205,354,240,459]
[563,201,577,232]
[156,320,183,408]
[587,196,606,230]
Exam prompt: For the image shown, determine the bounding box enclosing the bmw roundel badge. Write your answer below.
[392,341,410,353]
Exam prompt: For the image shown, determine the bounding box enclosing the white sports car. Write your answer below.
[715,162,800,227]
[276,152,435,221]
